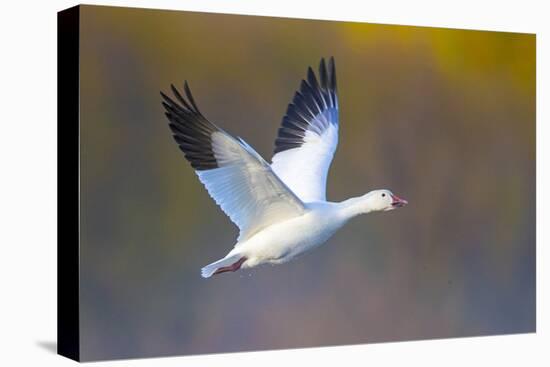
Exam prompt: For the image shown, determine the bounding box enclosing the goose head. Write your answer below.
[364,189,408,212]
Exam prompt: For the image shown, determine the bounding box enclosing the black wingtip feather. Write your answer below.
[170,83,193,111]
[329,57,337,91]
[161,83,220,170]
[184,81,201,114]
[319,58,328,90]
[274,57,339,155]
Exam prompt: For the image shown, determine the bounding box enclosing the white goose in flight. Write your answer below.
[161,57,407,278]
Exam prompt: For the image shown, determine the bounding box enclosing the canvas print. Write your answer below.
[58,4,535,362]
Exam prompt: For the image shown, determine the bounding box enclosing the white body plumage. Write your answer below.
[231,202,345,268]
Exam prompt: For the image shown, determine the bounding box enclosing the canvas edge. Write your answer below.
[57,4,81,362]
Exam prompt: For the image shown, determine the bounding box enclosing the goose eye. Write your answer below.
[382,193,386,197]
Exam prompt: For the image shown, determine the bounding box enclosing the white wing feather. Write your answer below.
[271,117,338,202]
[197,132,306,241]
[162,83,306,242]
[271,57,339,202]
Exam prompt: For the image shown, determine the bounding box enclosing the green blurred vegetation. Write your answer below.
[77,5,535,361]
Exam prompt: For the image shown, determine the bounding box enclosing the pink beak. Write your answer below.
[391,194,408,208]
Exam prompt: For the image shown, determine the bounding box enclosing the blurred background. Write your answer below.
[78,5,535,361]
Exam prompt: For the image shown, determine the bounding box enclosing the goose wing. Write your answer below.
[271,57,339,202]
[161,83,306,241]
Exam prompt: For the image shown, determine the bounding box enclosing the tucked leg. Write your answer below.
[213,257,247,275]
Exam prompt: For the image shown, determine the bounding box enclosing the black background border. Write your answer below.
[57,5,80,362]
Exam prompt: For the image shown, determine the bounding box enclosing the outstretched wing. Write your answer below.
[161,82,306,241]
[271,57,339,203]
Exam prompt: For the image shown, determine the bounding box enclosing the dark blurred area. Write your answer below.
[77,5,535,361]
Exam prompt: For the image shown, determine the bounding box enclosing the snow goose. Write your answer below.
[161,57,407,278]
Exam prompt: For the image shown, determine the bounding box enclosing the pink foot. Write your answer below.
[213,257,247,275]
